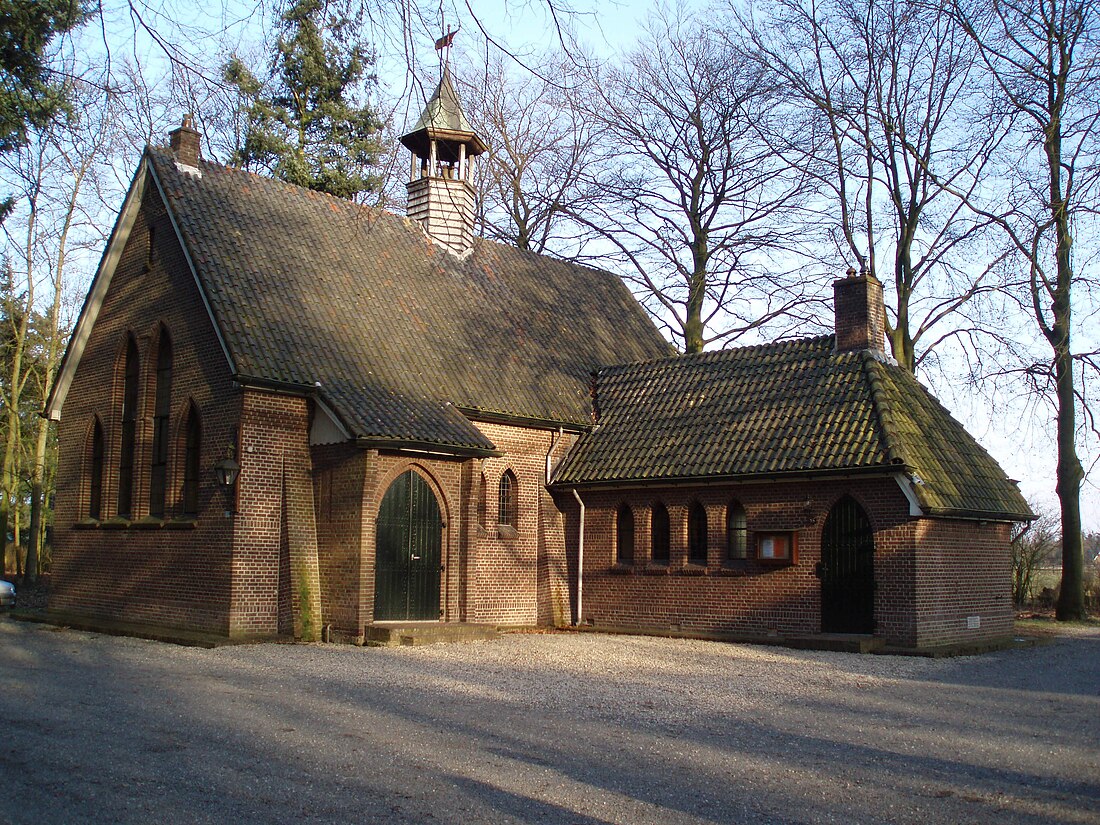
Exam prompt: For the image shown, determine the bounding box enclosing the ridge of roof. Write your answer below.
[860,352,905,466]
[595,334,835,377]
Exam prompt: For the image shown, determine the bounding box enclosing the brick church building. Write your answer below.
[45,70,1031,651]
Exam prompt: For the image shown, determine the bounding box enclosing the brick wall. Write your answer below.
[232,390,321,639]
[465,423,574,626]
[50,171,240,634]
[312,442,365,636]
[913,518,1014,647]
[566,475,1015,649]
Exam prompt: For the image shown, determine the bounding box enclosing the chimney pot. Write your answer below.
[833,268,886,354]
[168,115,202,167]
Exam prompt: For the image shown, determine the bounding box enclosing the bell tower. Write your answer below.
[400,65,487,255]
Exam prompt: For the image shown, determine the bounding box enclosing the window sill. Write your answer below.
[132,516,165,529]
[496,524,519,540]
[677,565,708,576]
[608,563,634,574]
[99,517,132,530]
[715,562,754,576]
[73,518,100,530]
[644,564,670,575]
[165,517,198,530]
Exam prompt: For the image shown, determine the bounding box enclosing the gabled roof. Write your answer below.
[552,337,1032,521]
[49,147,669,454]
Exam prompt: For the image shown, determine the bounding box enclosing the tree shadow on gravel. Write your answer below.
[3,622,1099,825]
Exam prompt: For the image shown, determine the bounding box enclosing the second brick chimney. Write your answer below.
[168,115,202,167]
[833,267,886,354]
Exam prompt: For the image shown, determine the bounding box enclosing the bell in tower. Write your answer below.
[400,65,487,256]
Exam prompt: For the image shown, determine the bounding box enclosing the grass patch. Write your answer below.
[1015,615,1100,639]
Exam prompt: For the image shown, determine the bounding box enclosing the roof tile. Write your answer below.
[148,148,670,451]
[553,337,1031,520]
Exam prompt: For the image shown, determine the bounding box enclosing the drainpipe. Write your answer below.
[545,426,563,484]
[572,488,585,627]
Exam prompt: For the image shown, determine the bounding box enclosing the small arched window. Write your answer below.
[117,336,139,518]
[651,503,670,564]
[616,504,634,564]
[688,501,708,564]
[88,419,104,520]
[149,331,172,517]
[182,403,201,517]
[498,469,518,527]
[726,500,748,560]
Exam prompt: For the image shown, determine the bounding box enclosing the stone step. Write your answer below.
[785,633,885,654]
[366,622,499,647]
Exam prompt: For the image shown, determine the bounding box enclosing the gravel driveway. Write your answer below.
[1,620,1097,825]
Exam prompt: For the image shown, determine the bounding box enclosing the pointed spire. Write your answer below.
[400,66,487,158]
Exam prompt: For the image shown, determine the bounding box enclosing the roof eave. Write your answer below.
[356,436,501,459]
[456,406,590,433]
[45,156,152,420]
[550,463,908,490]
[918,506,1037,523]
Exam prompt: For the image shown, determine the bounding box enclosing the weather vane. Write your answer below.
[435,24,458,68]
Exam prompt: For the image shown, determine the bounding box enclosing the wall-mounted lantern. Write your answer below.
[214,447,240,518]
[214,452,240,487]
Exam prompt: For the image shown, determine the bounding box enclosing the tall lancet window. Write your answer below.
[149,331,172,516]
[182,403,201,517]
[117,336,139,518]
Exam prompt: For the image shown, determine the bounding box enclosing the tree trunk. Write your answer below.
[25,416,49,583]
[0,401,18,576]
[1054,339,1085,620]
[1051,216,1085,620]
[1044,89,1086,621]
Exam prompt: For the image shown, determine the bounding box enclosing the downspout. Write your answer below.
[545,426,563,484]
[572,488,585,627]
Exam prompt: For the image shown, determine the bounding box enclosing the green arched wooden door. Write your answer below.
[375,471,442,621]
[819,496,875,633]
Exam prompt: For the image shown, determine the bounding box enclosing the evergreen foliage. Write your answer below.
[0,0,87,221]
[225,0,385,200]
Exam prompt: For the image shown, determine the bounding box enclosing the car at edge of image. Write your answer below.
[0,579,15,609]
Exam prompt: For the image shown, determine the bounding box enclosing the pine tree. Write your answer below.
[225,0,385,200]
[0,0,87,221]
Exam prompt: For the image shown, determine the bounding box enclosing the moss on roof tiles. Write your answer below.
[554,337,1031,521]
[148,148,670,451]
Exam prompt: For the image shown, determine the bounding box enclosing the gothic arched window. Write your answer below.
[117,336,139,518]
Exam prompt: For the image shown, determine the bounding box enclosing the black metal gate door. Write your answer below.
[375,471,442,621]
[819,496,875,633]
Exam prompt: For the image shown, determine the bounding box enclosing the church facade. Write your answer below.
[45,72,1032,651]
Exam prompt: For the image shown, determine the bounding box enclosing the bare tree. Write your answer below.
[948,0,1100,621]
[25,86,120,581]
[1012,507,1059,605]
[0,74,120,580]
[459,49,595,255]
[734,0,1009,373]
[570,8,812,353]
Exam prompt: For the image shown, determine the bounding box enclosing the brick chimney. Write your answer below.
[168,115,202,167]
[833,267,886,353]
